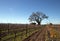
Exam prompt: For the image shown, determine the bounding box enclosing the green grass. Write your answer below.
[1,27,41,41]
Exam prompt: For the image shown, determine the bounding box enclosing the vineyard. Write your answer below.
[23,24,60,41]
[0,24,42,41]
[0,24,60,41]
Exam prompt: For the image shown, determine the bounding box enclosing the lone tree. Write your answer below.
[29,12,48,25]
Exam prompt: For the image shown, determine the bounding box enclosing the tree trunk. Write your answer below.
[38,22,40,25]
[36,19,42,25]
[38,20,41,25]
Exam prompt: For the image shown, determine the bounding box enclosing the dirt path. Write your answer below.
[23,27,47,41]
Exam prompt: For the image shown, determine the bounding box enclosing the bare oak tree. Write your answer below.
[29,12,48,25]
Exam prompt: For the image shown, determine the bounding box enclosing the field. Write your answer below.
[23,24,60,41]
[0,24,60,41]
[0,23,42,41]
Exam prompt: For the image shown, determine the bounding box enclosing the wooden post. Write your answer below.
[0,27,2,41]
[29,28,30,36]
[0,29,2,41]
[20,32,23,41]
[14,31,16,41]
[8,24,9,34]
[26,24,28,37]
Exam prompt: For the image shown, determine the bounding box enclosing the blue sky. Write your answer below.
[0,0,60,24]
